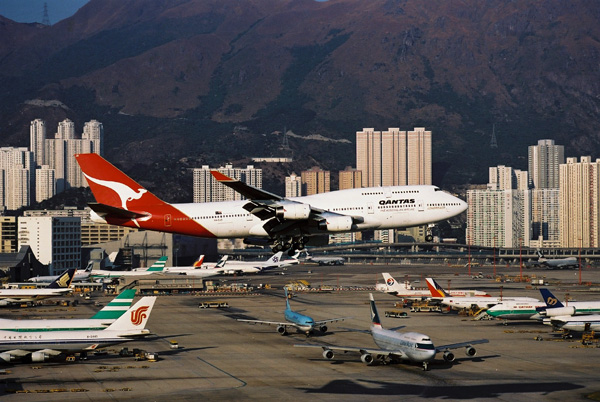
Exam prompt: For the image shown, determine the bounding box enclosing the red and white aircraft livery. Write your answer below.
[75,154,467,254]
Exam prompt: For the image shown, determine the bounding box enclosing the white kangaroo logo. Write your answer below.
[83,173,148,210]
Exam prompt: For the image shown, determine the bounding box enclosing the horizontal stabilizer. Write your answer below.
[89,202,149,220]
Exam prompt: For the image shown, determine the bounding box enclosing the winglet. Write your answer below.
[210,170,235,182]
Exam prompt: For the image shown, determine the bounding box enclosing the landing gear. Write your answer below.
[422,361,429,371]
[272,236,309,254]
[425,224,436,242]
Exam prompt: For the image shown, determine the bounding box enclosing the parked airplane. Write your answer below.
[485,300,546,320]
[90,256,168,281]
[210,252,293,275]
[0,269,75,306]
[537,288,600,319]
[237,289,346,336]
[535,251,578,269]
[75,153,467,255]
[0,296,156,363]
[133,255,225,278]
[28,263,93,283]
[550,314,600,332]
[425,278,538,311]
[304,251,345,266]
[294,293,488,370]
[0,289,137,332]
[377,273,490,299]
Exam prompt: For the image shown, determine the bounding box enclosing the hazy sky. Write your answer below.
[0,0,89,24]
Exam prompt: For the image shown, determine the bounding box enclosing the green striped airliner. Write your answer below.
[0,289,137,332]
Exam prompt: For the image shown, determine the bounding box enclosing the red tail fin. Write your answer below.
[75,153,165,210]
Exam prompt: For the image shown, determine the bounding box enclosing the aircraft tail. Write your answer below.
[91,289,137,320]
[146,256,168,272]
[47,269,76,289]
[193,255,205,267]
[425,277,449,297]
[266,252,284,266]
[215,255,228,268]
[369,293,383,329]
[284,287,292,311]
[106,296,156,332]
[540,288,564,309]
[381,273,398,289]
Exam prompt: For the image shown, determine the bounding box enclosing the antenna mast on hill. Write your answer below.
[42,2,51,26]
[490,123,498,148]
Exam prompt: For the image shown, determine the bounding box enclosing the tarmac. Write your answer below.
[1,262,600,401]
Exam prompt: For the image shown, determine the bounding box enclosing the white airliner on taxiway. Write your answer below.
[75,154,467,255]
[295,293,488,370]
[0,269,75,306]
[0,296,156,363]
[376,273,490,299]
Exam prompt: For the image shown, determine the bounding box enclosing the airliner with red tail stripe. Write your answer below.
[75,154,467,254]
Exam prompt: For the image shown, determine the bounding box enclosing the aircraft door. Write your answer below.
[164,214,172,227]
[367,202,374,214]
[417,200,424,212]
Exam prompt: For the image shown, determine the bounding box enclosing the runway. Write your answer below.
[0,262,599,401]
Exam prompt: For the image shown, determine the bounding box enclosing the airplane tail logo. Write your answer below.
[425,278,448,297]
[369,293,382,328]
[131,305,150,325]
[386,278,395,286]
[546,297,559,306]
[56,271,71,288]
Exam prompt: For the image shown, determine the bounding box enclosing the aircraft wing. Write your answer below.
[314,317,350,326]
[210,171,364,236]
[237,319,289,327]
[294,343,406,359]
[435,339,489,353]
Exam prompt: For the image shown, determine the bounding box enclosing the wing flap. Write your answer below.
[294,343,404,358]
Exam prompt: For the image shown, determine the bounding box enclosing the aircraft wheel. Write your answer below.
[425,234,433,242]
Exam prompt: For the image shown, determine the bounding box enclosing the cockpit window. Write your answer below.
[416,343,435,350]
[434,187,441,191]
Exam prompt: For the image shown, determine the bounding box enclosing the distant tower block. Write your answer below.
[42,3,51,26]
[490,124,498,148]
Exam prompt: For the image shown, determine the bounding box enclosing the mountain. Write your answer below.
[1,0,599,200]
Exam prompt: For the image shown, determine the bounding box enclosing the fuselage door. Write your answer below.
[367,202,374,214]
[164,214,172,227]
[417,200,424,212]
[384,187,392,198]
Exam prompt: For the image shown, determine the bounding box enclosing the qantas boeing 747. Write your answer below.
[75,154,467,254]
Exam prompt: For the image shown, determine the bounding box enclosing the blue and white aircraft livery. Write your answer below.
[0,269,75,306]
[295,293,488,371]
[237,289,347,336]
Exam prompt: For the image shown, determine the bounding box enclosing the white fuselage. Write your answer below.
[438,296,540,311]
[0,288,71,304]
[371,325,436,363]
[0,318,112,332]
[552,315,600,332]
[150,185,467,238]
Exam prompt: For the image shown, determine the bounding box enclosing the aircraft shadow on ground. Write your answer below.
[300,379,584,398]
[306,354,500,369]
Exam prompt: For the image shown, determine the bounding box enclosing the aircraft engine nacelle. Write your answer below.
[443,351,455,362]
[543,306,576,317]
[0,300,12,306]
[31,351,51,362]
[276,204,311,220]
[322,349,334,360]
[319,325,328,333]
[0,352,17,362]
[465,346,477,357]
[318,216,353,232]
[360,353,375,365]
[277,325,288,336]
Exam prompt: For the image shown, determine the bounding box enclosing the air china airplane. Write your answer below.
[75,154,467,254]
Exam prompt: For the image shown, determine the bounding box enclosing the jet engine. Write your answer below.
[31,351,51,362]
[276,203,311,220]
[277,325,288,336]
[543,306,576,317]
[465,346,477,357]
[360,353,375,365]
[443,351,455,362]
[0,352,16,362]
[318,216,353,232]
[319,325,328,333]
[322,349,334,360]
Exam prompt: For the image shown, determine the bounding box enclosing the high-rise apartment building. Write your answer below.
[35,165,56,203]
[56,118,76,139]
[488,165,528,190]
[301,167,330,195]
[30,119,46,167]
[82,120,104,156]
[0,216,17,253]
[528,139,564,189]
[285,173,302,197]
[356,127,431,187]
[559,157,600,248]
[530,189,560,248]
[193,164,262,202]
[339,166,362,190]
[0,147,33,210]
